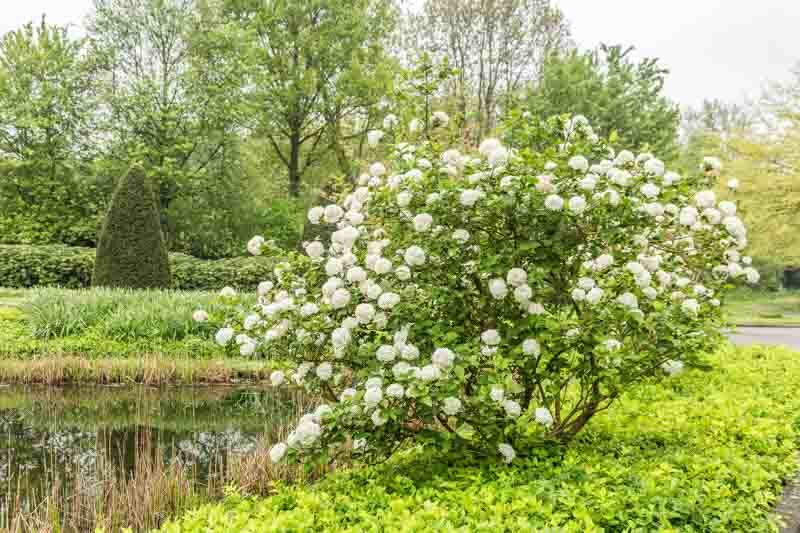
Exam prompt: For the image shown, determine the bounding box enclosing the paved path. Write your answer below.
[727,327,800,351]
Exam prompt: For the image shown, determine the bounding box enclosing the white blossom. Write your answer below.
[498,443,516,464]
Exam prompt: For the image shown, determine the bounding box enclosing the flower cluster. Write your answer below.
[213,112,754,465]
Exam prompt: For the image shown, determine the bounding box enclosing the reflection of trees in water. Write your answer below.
[0,385,305,510]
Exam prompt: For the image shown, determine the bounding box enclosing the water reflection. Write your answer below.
[0,384,302,519]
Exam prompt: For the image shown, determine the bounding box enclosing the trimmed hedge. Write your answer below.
[0,245,275,291]
[93,166,171,288]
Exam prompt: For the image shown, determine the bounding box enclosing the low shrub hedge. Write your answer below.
[0,245,275,291]
[158,345,800,532]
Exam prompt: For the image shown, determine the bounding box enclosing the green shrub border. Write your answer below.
[0,245,275,291]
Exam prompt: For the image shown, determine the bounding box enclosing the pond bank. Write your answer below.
[0,355,273,386]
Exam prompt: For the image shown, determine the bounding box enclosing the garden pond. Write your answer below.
[0,384,304,522]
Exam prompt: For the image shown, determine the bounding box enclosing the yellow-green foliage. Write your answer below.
[158,345,800,532]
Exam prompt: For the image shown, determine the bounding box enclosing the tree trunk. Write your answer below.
[288,130,301,197]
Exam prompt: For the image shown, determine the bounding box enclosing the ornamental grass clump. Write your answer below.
[215,112,758,465]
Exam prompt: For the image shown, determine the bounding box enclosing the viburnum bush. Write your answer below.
[207,112,757,466]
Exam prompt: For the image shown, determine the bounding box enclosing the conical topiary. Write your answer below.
[92,165,171,288]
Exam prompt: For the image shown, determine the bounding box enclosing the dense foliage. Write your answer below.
[0,245,276,291]
[93,166,172,289]
[215,113,757,466]
[158,345,800,532]
[526,45,681,160]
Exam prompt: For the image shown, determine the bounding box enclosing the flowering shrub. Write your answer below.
[214,112,757,465]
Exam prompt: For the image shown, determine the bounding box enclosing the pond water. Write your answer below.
[0,384,304,523]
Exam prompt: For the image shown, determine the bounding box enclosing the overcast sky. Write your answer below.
[1,0,798,109]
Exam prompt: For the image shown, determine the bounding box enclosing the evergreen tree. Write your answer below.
[92,165,171,288]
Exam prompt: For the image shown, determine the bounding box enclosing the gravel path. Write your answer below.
[727,327,800,351]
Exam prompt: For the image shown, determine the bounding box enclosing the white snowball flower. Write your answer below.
[305,241,325,259]
[300,303,319,317]
[373,257,393,274]
[215,327,234,346]
[219,286,236,298]
[413,213,433,232]
[383,114,398,129]
[243,314,260,330]
[192,310,208,322]
[534,407,554,427]
[615,150,635,165]
[643,158,665,176]
[331,327,351,349]
[346,266,367,284]
[694,190,716,209]
[377,344,398,362]
[331,288,352,309]
[744,267,760,284]
[479,138,502,156]
[579,174,597,190]
[487,147,509,168]
[662,359,685,376]
[489,278,509,300]
[452,229,470,243]
[594,254,614,271]
[568,155,589,172]
[386,383,405,398]
[514,284,533,304]
[679,207,698,226]
[432,347,455,368]
[583,287,602,305]
[506,268,527,287]
[247,235,265,256]
[364,386,383,408]
[369,162,386,177]
[316,363,333,381]
[325,257,343,276]
[404,246,426,266]
[307,206,324,224]
[544,194,564,211]
[377,292,401,310]
[460,189,482,207]
[442,397,463,416]
[257,281,274,296]
[498,443,516,464]
[727,178,739,191]
[371,409,388,427]
[409,118,423,133]
[240,342,257,356]
[522,338,541,356]
[432,111,449,127]
[323,204,344,224]
[355,303,376,324]
[270,442,288,463]
[527,302,546,315]
[481,329,501,346]
[571,288,586,302]
[640,183,660,199]
[490,386,505,403]
[642,287,658,299]
[616,292,639,309]
[718,201,736,216]
[270,370,285,387]
[416,364,442,382]
[503,400,521,418]
[395,265,411,280]
[396,191,412,207]
[367,129,384,147]
[568,196,587,213]
[681,298,700,315]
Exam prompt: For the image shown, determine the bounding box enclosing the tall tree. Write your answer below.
[526,45,680,159]
[0,19,102,245]
[410,0,571,140]
[224,0,396,197]
[89,0,251,250]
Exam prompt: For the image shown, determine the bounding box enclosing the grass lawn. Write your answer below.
[158,345,800,532]
[726,288,800,326]
[0,287,270,384]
